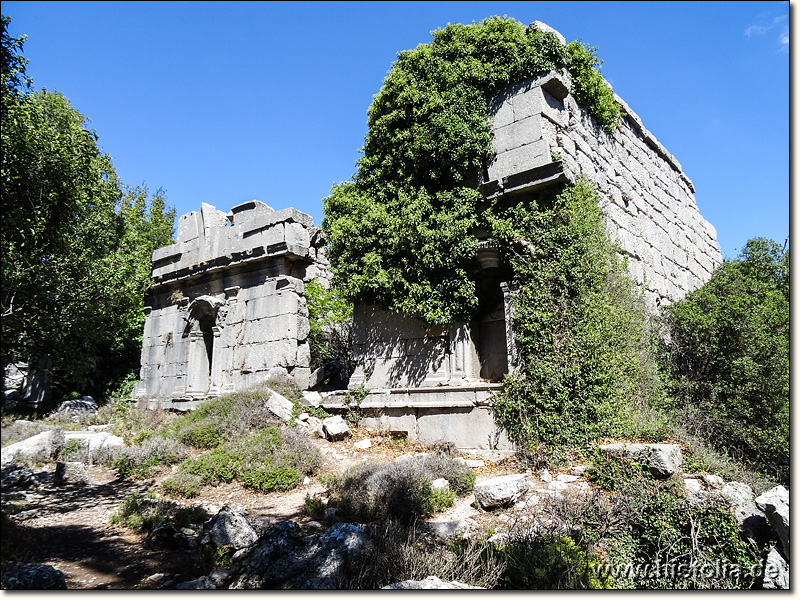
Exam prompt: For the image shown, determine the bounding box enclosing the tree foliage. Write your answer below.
[1,16,175,400]
[323,17,621,325]
[658,238,789,483]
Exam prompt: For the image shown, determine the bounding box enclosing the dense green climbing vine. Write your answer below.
[323,16,622,325]
[490,180,664,457]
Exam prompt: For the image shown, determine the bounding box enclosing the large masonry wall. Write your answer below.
[485,70,723,310]
[136,201,327,406]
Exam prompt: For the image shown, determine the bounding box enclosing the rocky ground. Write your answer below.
[1,425,534,590]
[2,422,789,590]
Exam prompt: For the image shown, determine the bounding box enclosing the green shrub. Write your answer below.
[323,455,474,523]
[586,449,761,589]
[239,466,300,492]
[112,436,189,479]
[177,426,320,492]
[495,534,614,589]
[180,448,240,484]
[161,471,201,499]
[658,238,789,484]
[110,492,209,532]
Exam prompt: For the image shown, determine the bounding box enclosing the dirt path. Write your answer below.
[2,428,521,589]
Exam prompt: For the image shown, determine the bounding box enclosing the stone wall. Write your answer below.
[136,200,327,406]
[484,68,723,310]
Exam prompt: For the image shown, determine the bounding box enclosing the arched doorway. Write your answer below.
[185,296,224,397]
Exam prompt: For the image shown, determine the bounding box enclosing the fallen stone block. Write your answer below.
[474,474,529,510]
[266,391,295,422]
[1,429,65,466]
[323,415,352,441]
[597,443,683,479]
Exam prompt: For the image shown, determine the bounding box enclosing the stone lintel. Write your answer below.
[480,161,572,201]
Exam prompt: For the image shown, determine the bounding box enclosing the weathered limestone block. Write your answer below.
[762,545,789,589]
[322,415,352,441]
[474,474,529,510]
[54,461,92,486]
[597,443,683,479]
[201,506,259,551]
[265,391,295,422]
[1,429,65,465]
[719,481,771,545]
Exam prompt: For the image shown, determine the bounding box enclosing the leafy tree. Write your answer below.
[1,16,175,401]
[323,17,621,325]
[658,238,789,483]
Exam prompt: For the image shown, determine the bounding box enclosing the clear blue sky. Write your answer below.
[3,1,790,259]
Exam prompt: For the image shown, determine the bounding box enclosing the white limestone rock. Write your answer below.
[762,545,789,589]
[1,429,65,465]
[265,390,295,422]
[755,485,789,556]
[54,461,92,486]
[322,415,352,441]
[474,474,529,510]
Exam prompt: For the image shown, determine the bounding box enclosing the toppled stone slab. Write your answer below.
[597,443,683,479]
[383,575,484,589]
[353,439,372,450]
[755,485,789,556]
[424,519,469,541]
[265,391,295,422]
[63,431,125,461]
[322,415,352,441]
[474,474,529,510]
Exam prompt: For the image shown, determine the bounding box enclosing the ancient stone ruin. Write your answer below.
[134,201,328,408]
[137,22,722,451]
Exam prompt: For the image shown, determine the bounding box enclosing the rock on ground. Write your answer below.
[322,415,352,441]
[474,474,529,510]
[719,482,771,545]
[54,461,92,486]
[762,545,790,589]
[265,391,295,422]
[755,485,789,556]
[2,562,68,590]
[597,443,683,479]
[382,575,484,589]
[226,521,371,589]
[201,506,259,551]
[1,429,65,465]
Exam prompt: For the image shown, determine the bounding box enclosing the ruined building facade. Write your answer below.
[138,27,722,451]
[134,201,327,408]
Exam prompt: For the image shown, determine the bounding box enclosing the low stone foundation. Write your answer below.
[320,385,516,456]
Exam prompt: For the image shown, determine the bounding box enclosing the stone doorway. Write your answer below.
[185,297,223,397]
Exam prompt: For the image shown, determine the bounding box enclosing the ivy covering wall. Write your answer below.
[323,17,621,326]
